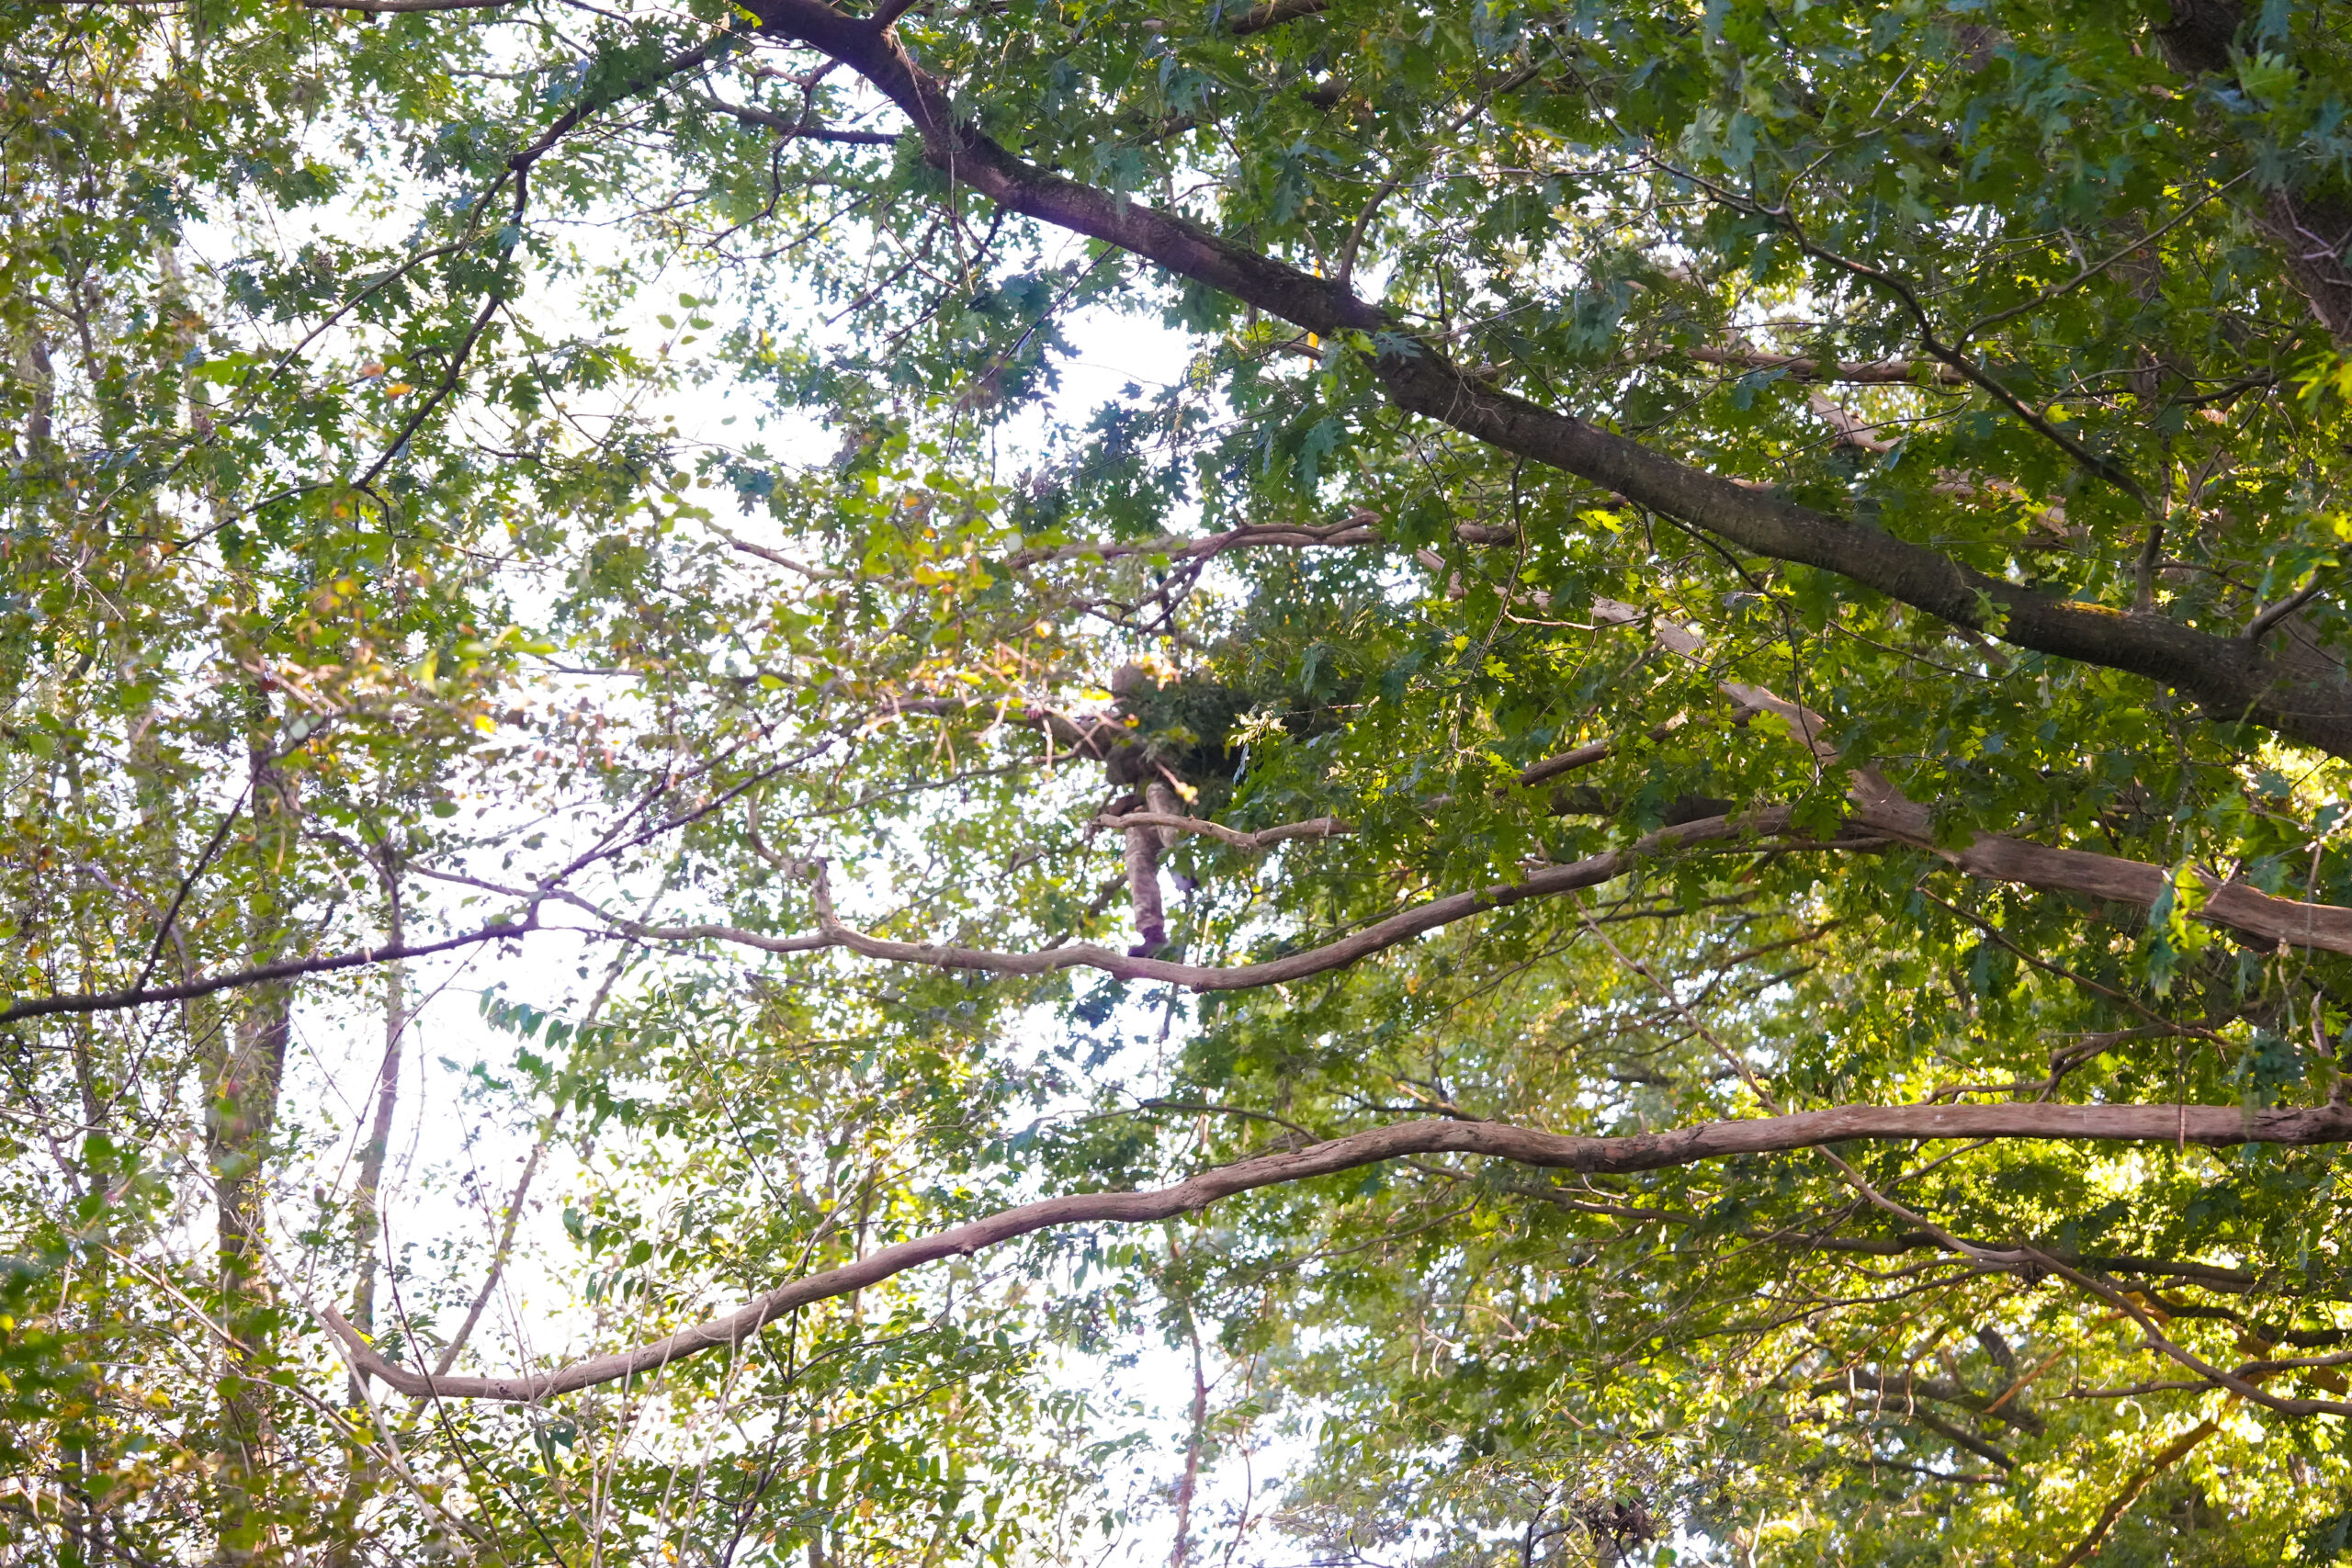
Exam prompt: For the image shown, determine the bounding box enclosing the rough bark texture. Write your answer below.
[209,700,297,1565]
[2153,0,2352,339]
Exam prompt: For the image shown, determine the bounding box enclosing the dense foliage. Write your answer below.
[6,0,2352,1561]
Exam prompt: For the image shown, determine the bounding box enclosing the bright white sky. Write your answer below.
[266,270,1342,1562]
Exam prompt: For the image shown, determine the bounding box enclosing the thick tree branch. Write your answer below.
[1841,777,2352,955]
[741,0,2352,759]
[323,1100,2352,1403]
[1226,0,1327,36]
[782,779,2352,988]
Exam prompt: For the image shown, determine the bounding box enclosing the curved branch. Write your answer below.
[26,771,2352,1021]
[783,784,2352,987]
[626,784,2352,991]
[323,1099,2352,1403]
[805,810,1808,989]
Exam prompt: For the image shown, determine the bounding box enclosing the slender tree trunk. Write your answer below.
[324,883,405,1568]
[17,325,52,450]
[209,694,297,1565]
[348,893,405,1350]
[1170,1324,1207,1568]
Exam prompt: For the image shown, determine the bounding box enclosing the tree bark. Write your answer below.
[209,692,298,1565]
[323,884,405,1568]
[328,1099,2352,1404]
[1170,1309,1207,1568]
[742,0,2352,761]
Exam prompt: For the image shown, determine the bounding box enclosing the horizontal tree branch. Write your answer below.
[803,810,1818,988]
[786,780,2352,987]
[0,912,538,1024]
[1509,1182,2288,1292]
[998,516,1378,570]
[1226,0,1327,36]
[21,770,2352,1021]
[302,0,509,10]
[1094,808,1351,851]
[1677,346,1969,387]
[323,1099,2352,1403]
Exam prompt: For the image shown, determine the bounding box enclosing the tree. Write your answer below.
[6,0,2352,1560]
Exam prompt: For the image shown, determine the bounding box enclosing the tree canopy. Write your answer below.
[7,0,2352,1560]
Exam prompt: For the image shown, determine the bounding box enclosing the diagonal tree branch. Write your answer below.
[739,0,2352,761]
[322,1099,2352,1403]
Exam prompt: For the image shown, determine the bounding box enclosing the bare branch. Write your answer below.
[998,517,1377,571]
[802,810,1817,989]
[25,767,2352,1022]
[1844,776,2352,957]
[0,912,541,1024]
[1676,347,1968,386]
[323,1100,2352,1403]
[1095,809,1351,852]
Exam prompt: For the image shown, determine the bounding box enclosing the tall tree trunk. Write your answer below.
[347,886,405,1351]
[1170,1317,1207,1568]
[209,694,297,1565]
[323,882,405,1568]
